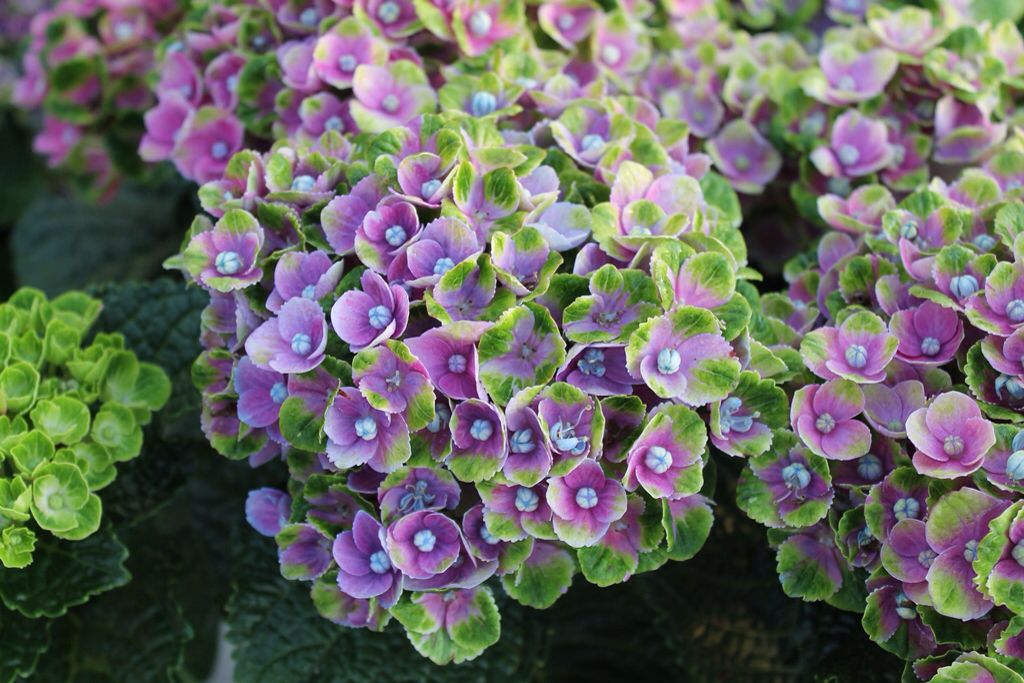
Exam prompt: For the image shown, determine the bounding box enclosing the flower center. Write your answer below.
[211,141,229,160]
[114,21,134,40]
[433,257,455,276]
[471,91,497,117]
[900,221,918,240]
[479,523,500,545]
[470,418,493,441]
[844,344,868,369]
[510,428,534,454]
[782,462,811,490]
[950,274,979,299]
[644,445,673,474]
[549,421,586,454]
[815,413,836,434]
[468,9,492,36]
[447,354,467,374]
[301,284,317,299]
[299,7,318,26]
[578,348,606,377]
[214,250,243,275]
[557,13,574,30]
[515,486,539,512]
[943,434,964,456]
[973,234,996,251]
[290,333,312,356]
[920,337,940,356]
[719,396,754,434]
[657,348,681,375]
[381,94,400,113]
[413,528,436,553]
[399,480,435,511]
[270,381,288,404]
[49,493,65,510]
[324,115,343,132]
[1006,299,1024,323]
[421,179,441,197]
[291,174,316,192]
[1013,540,1024,567]
[427,405,449,433]
[369,550,391,573]
[800,112,824,136]
[917,549,937,568]
[838,144,860,166]
[963,539,979,562]
[1006,451,1024,480]
[837,74,856,91]
[733,155,750,171]
[377,0,400,23]
[384,224,407,246]
[367,304,393,330]
[575,486,599,509]
[856,454,883,481]
[338,54,357,72]
[601,44,621,65]
[354,415,377,440]
[894,591,916,620]
[581,133,605,152]
[893,496,920,521]
[998,374,1024,400]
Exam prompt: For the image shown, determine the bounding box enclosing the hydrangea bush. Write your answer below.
[9,0,189,197]
[0,287,170,569]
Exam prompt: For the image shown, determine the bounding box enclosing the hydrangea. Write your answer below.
[0,288,170,569]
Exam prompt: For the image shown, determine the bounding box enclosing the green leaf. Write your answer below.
[278,396,327,453]
[501,542,575,609]
[0,605,50,683]
[0,525,129,618]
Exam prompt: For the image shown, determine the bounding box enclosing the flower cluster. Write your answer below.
[0,288,170,569]
[11,0,187,197]
[173,83,789,660]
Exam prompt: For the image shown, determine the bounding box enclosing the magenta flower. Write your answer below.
[321,174,387,255]
[139,92,191,162]
[313,16,387,90]
[881,519,934,585]
[385,510,462,579]
[405,322,490,401]
[452,2,521,57]
[981,329,1024,386]
[324,387,411,473]
[245,487,292,537]
[706,120,782,194]
[330,270,410,352]
[625,405,706,500]
[906,391,996,479]
[334,510,402,606]
[792,380,871,461]
[349,62,436,134]
[399,217,481,288]
[172,106,244,183]
[933,96,1007,166]
[801,311,898,384]
[889,302,964,366]
[204,51,246,109]
[245,298,327,374]
[501,387,554,487]
[352,341,434,429]
[864,467,930,539]
[267,250,343,313]
[966,262,1024,336]
[546,459,626,548]
[817,184,895,236]
[810,111,894,178]
[861,380,927,439]
[809,44,898,105]
[538,1,598,49]
[556,344,637,396]
[746,446,833,527]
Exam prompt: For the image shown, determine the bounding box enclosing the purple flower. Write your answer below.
[355,201,421,274]
[811,44,898,105]
[378,466,461,522]
[861,380,927,439]
[139,92,191,162]
[277,523,333,581]
[448,399,508,482]
[350,62,436,134]
[889,302,964,366]
[864,467,930,539]
[172,106,244,183]
[395,153,452,208]
[747,447,832,526]
[234,357,287,429]
[924,488,1008,620]
[385,509,462,579]
[906,391,995,479]
[312,16,386,89]
[981,329,1024,400]
[321,174,387,255]
[453,2,521,57]
[477,481,553,541]
[399,217,481,288]
[183,210,264,292]
[556,344,637,396]
[245,487,292,537]
[547,459,626,548]
[810,111,894,178]
[966,262,1024,336]
[462,504,516,564]
[405,322,490,401]
[333,510,402,606]
[817,184,895,235]
[625,405,706,500]
[324,387,411,473]
[791,379,871,461]
[245,298,328,374]
[267,250,343,313]
[801,310,899,384]
[706,120,781,194]
[330,270,410,352]
[625,307,740,406]
[352,341,434,426]
[536,382,602,476]
[881,519,935,585]
[933,96,1007,166]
